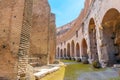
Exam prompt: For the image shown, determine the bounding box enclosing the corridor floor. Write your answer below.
[41,60,120,80]
[63,60,120,80]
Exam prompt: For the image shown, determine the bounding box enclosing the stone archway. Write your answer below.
[76,43,80,57]
[89,18,98,61]
[60,49,63,58]
[101,8,120,65]
[71,40,75,58]
[67,43,71,58]
[64,48,67,58]
[81,39,88,59]
[57,47,60,58]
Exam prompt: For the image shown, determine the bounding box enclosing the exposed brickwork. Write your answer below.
[0,0,26,79]
[0,0,56,79]
[49,13,56,64]
[17,0,33,79]
[29,0,56,66]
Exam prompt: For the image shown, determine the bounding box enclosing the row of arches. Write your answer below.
[57,8,120,65]
[57,39,87,60]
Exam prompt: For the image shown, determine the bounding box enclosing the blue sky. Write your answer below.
[48,0,85,27]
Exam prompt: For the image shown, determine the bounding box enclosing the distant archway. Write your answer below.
[101,8,120,64]
[60,49,63,58]
[67,43,70,57]
[71,40,75,58]
[57,47,60,58]
[81,39,88,59]
[76,43,80,57]
[64,48,67,58]
[88,18,98,61]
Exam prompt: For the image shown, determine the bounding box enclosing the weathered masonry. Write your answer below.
[29,0,56,66]
[57,0,120,67]
[0,0,56,79]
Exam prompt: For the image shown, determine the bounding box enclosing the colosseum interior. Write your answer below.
[56,0,120,67]
[0,0,120,80]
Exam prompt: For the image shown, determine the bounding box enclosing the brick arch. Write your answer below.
[102,8,120,24]
[64,48,67,58]
[100,7,120,24]
[88,18,98,61]
[101,8,120,65]
[76,42,80,57]
[67,43,71,58]
[71,40,75,58]
[81,38,88,59]
[60,49,63,58]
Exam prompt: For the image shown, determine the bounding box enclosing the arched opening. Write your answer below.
[102,8,120,65]
[57,47,60,58]
[67,43,70,58]
[89,18,98,61]
[64,48,67,58]
[71,40,75,58]
[60,49,63,58]
[76,43,80,57]
[81,39,88,59]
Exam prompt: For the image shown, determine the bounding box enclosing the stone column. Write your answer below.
[56,48,58,59]
[97,24,109,67]
[79,43,82,61]
[63,48,65,59]
[49,13,56,64]
[73,45,75,60]
[87,48,92,63]
[70,44,72,59]
[74,45,77,60]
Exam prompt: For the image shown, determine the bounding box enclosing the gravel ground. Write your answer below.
[62,60,120,80]
[78,68,120,80]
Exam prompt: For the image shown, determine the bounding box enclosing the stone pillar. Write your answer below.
[49,13,56,64]
[70,44,72,59]
[17,0,33,79]
[87,48,92,63]
[74,45,77,60]
[80,43,83,60]
[56,48,58,59]
[62,49,64,59]
[97,25,109,67]
[73,45,75,60]
[87,33,92,62]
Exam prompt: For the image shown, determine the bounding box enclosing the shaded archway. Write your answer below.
[67,43,70,58]
[81,39,88,59]
[89,18,98,61]
[64,48,67,58]
[60,49,63,58]
[102,8,120,64]
[71,40,75,58]
[76,43,80,57]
